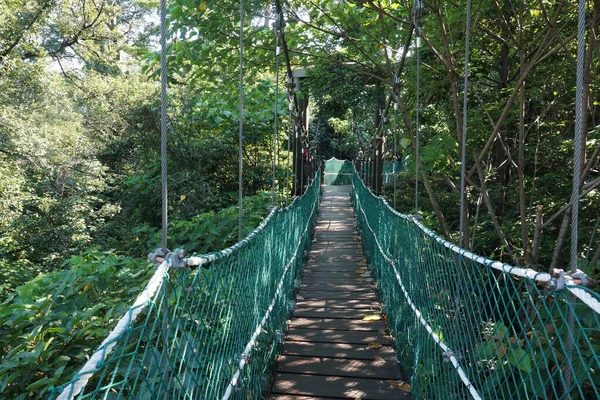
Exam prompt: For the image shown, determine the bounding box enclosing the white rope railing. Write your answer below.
[221,188,319,399]
[354,190,482,400]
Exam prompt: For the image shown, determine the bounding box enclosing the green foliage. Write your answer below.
[0,249,154,399]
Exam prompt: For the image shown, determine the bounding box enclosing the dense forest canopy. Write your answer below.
[0,0,599,397]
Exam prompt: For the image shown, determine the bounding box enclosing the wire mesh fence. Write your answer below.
[352,171,600,400]
[51,173,321,400]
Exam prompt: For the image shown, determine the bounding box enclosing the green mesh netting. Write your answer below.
[52,173,321,400]
[352,171,600,400]
[323,157,353,185]
[383,160,401,184]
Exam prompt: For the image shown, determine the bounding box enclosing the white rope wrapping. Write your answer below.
[221,182,320,399]
[57,262,170,400]
[354,192,482,400]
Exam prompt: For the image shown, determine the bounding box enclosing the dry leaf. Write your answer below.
[356,278,365,283]
[373,356,386,362]
[296,295,304,300]
[368,342,383,349]
[389,380,411,391]
[363,314,381,321]
[382,335,393,341]
[355,269,366,274]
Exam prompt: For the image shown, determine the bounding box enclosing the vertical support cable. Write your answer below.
[160,0,168,252]
[158,1,170,392]
[565,0,586,393]
[238,0,244,242]
[459,0,472,247]
[571,0,585,274]
[286,96,292,205]
[415,36,420,211]
[394,98,398,209]
[272,25,281,206]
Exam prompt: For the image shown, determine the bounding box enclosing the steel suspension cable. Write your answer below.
[413,0,423,212]
[393,98,399,209]
[459,0,472,247]
[414,33,420,211]
[565,0,587,392]
[571,0,586,274]
[160,0,168,252]
[238,0,244,242]
[272,15,282,205]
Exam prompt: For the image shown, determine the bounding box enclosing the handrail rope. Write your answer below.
[221,181,320,399]
[458,0,472,246]
[353,180,482,400]
[354,172,600,314]
[56,262,170,400]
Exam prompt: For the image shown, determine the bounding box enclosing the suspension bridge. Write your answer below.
[49,159,600,400]
[42,0,600,396]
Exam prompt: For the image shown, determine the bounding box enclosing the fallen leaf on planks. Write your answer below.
[390,380,411,391]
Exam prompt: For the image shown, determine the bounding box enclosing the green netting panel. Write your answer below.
[352,172,600,400]
[323,157,353,185]
[383,160,401,184]
[51,173,321,400]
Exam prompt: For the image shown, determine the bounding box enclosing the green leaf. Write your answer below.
[507,348,533,373]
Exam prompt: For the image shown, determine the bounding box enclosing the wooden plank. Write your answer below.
[305,262,366,270]
[282,341,397,361]
[302,271,357,278]
[292,307,377,319]
[295,299,380,309]
[271,373,411,400]
[298,290,377,300]
[269,396,329,400]
[285,328,392,345]
[303,266,361,273]
[299,282,373,291]
[277,355,402,380]
[289,317,386,332]
[309,252,365,259]
[301,277,371,286]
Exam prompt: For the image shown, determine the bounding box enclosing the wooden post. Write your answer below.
[372,137,384,195]
[292,69,308,196]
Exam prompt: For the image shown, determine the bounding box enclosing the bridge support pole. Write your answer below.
[372,137,384,195]
[291,69,308,196]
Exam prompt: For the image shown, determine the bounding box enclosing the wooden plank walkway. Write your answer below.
[270,186,411,400]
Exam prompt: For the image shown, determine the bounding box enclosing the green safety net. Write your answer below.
[51,172,321,400]
[352,171,600,399]
[383,160,401,184]
[323,157,353,185]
